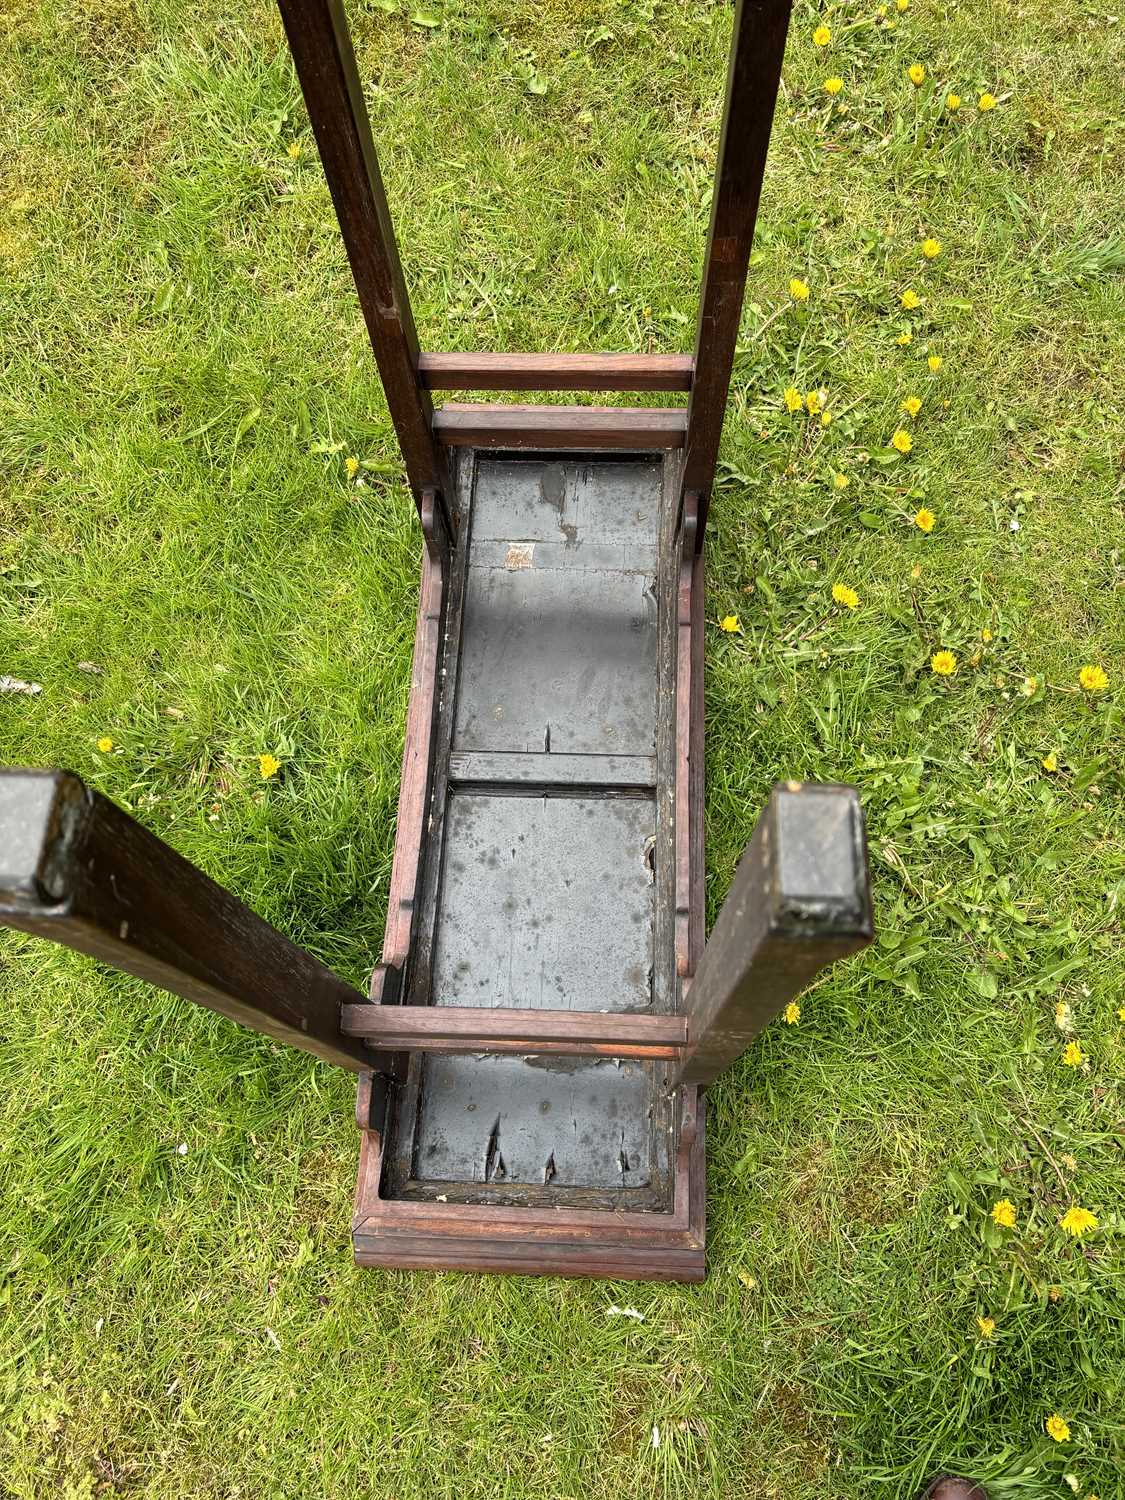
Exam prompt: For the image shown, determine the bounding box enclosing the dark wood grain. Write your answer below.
[676,782,874,1085]
[418,352,694,393]
[433,404,687,450]
[340,1004,688,1059]
[0,770,371,1072]
[683,0,792,542]
[276,0,452,547]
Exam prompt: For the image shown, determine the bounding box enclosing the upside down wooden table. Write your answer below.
[0,0,873,1281]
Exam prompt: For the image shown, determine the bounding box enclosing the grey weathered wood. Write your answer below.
[676,782,873,1086]
[0,770,373,1072]
[448,751,656,789]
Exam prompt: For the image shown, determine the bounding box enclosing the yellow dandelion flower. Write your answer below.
[902,394,923,416]
[980,627,993,641]
[1059,1206,1097,1238]
[911,563,922,579]
[1078,664,1108,693]
[1042,751,1058,773]
[286,140,302,160]
[913,507,935,533]
[1021,675,1038,697]
[928,354,944,373]
[977,1316,996,1339]
[96,736,114,753]
[813,24,831,46]
[824,77,844,96]
[1062,1041,1085,1068]
[896,0,909,10]
[908,63,926,86]
[922,237,942,259]
[790,277,810,302]
[1118,1006,1125,1021]
[719,615,741,634]
[820,410,833,427]
[1045,1415,1071,1443]
[806,389,823,415]
[784,1001,801,1024]
[990,1198,1016,1228]
[896,331,914,345]
[946,93,962,111]
[345,455,359,478]
[258,753,281,780]
[931,650,957,676]
[1055,999,1071,1027]
[834,472,850,489]
[832,583,859,609]
[891,429,914,454]
[978,92,998,111]
[783,386,803,413]
[902,288,921,309]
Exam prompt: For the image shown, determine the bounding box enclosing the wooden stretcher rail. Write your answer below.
[418,352,694,393]
[340,1004,688,1059]
[433,403,688,450]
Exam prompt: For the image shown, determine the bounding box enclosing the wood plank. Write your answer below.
[683,0,792,541]
[448,751,656,788]
[277,0,453,547]
[341,1004,688,1060]
[0,770,372,1072]
[353,1236,706,1281]
[434,404,687,450]
[418,352,693,393]
[675,782,874,1086]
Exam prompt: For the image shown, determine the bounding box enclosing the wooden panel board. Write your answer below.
[340,1004,687,1055]
[434,404,687,450]
[419,352,694,393]
[453,457,660,758]
[432,794,655,1012]
[448,751,656,789]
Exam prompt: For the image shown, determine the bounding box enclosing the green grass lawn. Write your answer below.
[2,0,1123,1494]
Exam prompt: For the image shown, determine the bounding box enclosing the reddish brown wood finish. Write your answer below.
[434,403,687,450]
[684,0,792,544]
[418,352,694,393]
[341,1004,688,1059]
[379,549,443,977]
[360,536,446,1093]
[277,0,452,550]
